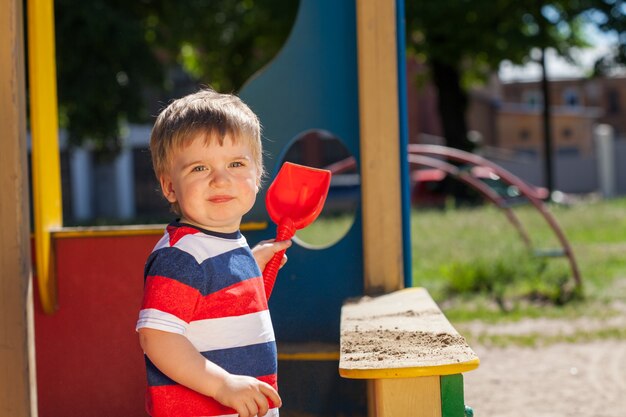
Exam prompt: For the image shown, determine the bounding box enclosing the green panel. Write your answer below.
[440,374,465,417]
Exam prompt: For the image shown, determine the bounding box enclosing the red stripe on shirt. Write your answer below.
[193,276,268,320]
[147,374,278,417]
[166,224,200,246]
[148,385,233,417]
[258,373,278,391]
[141,275,201,323]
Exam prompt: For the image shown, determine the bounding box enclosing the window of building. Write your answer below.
[557,147,579,157]
[585,81,601,102]
[608,89,620,114]
[562,88,581,107]
[561,127,573,140]
[515,148,537,158]
[522,90,542,109]
[519,129,531,142]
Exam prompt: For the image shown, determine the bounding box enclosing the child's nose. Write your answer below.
[210,169,230,186]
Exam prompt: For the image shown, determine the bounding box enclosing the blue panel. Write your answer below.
[239,0,363,343]
[240,0,360,204]
[396,0,413,287]
[278,360,367,416]
[245,215,363,343]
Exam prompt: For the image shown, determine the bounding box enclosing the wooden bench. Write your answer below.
[339,288,479,417]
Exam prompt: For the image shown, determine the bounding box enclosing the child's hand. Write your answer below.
[252,239,292,271]
[214,374,282,417]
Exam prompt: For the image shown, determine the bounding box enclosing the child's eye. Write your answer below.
[192,166,207,172]
[230,161,245,168]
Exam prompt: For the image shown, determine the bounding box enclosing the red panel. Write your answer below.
[34,234,160,417]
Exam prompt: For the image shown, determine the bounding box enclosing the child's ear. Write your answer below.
[159,175,177,203]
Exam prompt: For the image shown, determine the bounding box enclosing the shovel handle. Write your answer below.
[262,219,295,300]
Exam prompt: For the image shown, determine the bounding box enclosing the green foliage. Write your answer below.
[142,0,299,92]
[412,198,626,320]
[574,0,626,72]
[282,198,626,323]
[403,0,620,151]
[441,248,578,311]
[471,326,626,348]
[53,0,298,156]
[54,0,164,155]
[50,0,626,156]
[405,1,598,82]
[294,214,354,248]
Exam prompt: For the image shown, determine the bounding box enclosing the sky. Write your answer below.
[498,25,621,82]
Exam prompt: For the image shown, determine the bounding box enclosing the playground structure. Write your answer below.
[0,1,504,416]
[339,288,479,417]
[326,147,582,292]
[408,144,581,289]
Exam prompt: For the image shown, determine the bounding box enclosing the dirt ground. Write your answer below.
[338,289,626,416]
[458,310,626,417]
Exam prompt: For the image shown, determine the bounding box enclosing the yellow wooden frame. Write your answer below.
[356,0,404,294]
[373,377,442,417]
[339,358,480,379]
[339,288,480,380]
[51,222,268,239]
[27,0,63,314]
[339,288,480,417]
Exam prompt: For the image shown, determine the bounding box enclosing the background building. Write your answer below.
[408,63,626,197]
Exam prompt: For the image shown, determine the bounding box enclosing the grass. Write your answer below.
[295,214,355,248]
[302,197,626,325]
[468,326,626,348]
[411,197,626,322]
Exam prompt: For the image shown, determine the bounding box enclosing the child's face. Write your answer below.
[159,134,259,233]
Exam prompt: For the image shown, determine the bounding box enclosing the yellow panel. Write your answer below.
[51,222,268,239]
[277,342,340,361]
[356,0,404,293]
[339,358,480,379]
[277,352,340,361]
[27,0,62,314]
[374,377,442,417]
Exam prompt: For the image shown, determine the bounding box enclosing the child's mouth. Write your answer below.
[209,195,234,203]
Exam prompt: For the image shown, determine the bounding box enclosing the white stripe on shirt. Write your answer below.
[136,308,189,334]
[186,310,275,352]
[155,232,249,264]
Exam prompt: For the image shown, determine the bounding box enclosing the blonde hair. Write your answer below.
[150,88,264,182]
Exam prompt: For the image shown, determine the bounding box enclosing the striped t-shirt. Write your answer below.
[136,222,278,417]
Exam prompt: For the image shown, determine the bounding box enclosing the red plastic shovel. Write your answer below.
[263,162,332,298]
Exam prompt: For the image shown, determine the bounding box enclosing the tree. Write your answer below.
[404,1,602,153]
[571,0,626,73]
[54,0,163,155]
[53,0,298,156]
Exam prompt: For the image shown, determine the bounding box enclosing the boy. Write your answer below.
[136,89,291,417]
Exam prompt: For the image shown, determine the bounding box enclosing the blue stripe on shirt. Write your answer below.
[146,341,277,387]
[201,341,277,376]
[144,247,261,296]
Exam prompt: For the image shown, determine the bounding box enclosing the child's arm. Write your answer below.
[252,239,292,271]
[139,328,281,417]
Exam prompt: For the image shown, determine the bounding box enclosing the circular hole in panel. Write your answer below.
[279,130,359,249]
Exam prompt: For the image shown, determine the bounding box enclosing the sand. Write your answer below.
[456,302,626,416]
[464,340,626,417]
[339,289,626,416]
[339,288,478,372]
